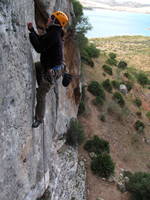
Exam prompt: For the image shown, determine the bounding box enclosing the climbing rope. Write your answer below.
[42,120,46,191]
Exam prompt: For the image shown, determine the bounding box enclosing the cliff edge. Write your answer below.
[0,0,86,199]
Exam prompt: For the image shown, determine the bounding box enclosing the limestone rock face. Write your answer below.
[0,0,85,200]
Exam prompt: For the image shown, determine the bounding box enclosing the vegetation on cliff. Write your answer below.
[71,0,100,66]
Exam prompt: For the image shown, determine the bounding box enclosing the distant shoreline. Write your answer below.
[83,6,150,14]
[89,35,150,39]
[79,0,150,14]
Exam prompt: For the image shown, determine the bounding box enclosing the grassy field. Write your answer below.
[91,36,150,72]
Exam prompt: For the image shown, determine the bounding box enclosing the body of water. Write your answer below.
[84,9,150,38]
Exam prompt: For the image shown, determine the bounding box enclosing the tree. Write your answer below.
[71,0,100,66]
[71,0,92,39]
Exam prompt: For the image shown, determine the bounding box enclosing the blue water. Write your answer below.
[84,9,150,38]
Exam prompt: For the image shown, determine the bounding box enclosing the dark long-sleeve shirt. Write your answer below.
[29,25,64,71]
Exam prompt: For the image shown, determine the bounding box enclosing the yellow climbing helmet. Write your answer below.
[51,11,69,27]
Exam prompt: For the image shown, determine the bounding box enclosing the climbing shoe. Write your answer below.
[32,119,42,128]
[62,73,72,87]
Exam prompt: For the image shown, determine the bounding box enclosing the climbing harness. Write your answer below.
[44,65,64,84]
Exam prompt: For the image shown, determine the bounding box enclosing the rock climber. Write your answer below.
[27,11,71,128]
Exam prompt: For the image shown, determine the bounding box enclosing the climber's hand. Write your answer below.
[27,22,33,31]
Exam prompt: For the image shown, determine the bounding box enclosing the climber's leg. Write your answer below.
[32,78,51,128]
[35,62,43,86]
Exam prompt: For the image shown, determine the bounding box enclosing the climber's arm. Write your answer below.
[27,22,41,53]
[29,32,41,53]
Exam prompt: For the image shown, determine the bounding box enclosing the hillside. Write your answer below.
[92,36,150,72]
[78,36,150,200]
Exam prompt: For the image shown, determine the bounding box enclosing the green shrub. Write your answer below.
[100,114,106,122]
[126,82,133,91]
[81,85,86,101]
[78,85,86,115]
[81,43,100,67]
[134,98,142,107]
[84,135,109,154]
[88,81,105,99]
[81,49,94,67]
[106,58,117,66]
[113,92,125,107]
[123,171,133,178]
[91,153,115,178]
[85,43,100,58]
[118,61,127,69]
[78,100,85,115]
[124,72,132,79]
[93,96,104,106]
[71,0,97,67]
[102,79,113,93]
[88,81,100,96]
[125,81,133,92]
[146,111,150,120]
[109,52,116,59]
[126,172,150,200]
[134,120,145,132]
[111,80,120,90]
[137,72,149,86]
[136,112,142,117]
[102,65,113,75]
[66,119,85,146]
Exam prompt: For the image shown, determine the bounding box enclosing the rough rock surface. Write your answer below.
[0,0,86,200]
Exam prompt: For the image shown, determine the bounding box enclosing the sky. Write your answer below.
[127,0,149,2]
[125,0,149,3]
[110,0,150,4]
